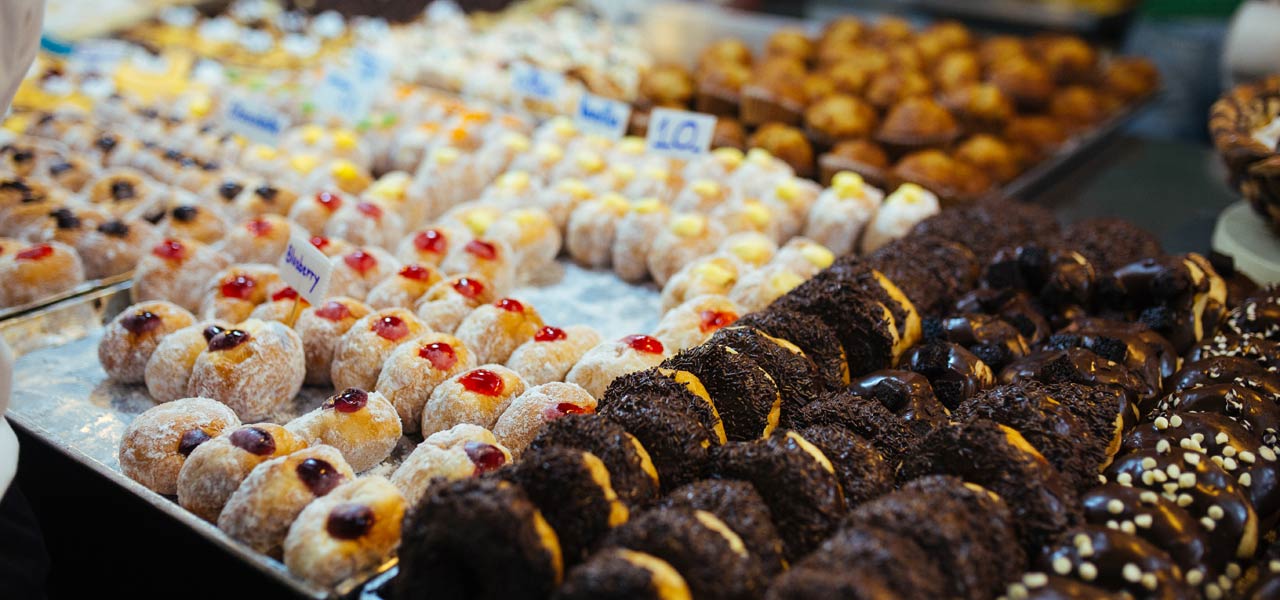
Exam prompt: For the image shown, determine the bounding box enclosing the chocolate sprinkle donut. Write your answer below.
[527,414,660,508]
[660,345,782,441]
[555,548,691,600]
[504,446,630,565]
[908,197,1060,263]
[848,369,949,437]
[1002,348,1153,428]
[1063,217,1164,273]
[768,277,897,378]
[770,524,948,600]
[865,234,981,316]
[658,480,786,575]
[789,390,920,472]
[601,368,726,445]
[736,309,849,388]
[707,326,822,417]
[796,424,894,506]
[597,394,714,492]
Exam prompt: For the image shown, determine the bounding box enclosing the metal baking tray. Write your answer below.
[4,261,661,599]
[0,271,133,323]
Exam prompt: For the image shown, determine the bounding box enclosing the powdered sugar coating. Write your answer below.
[118,397,240,495]
[283,476,406,587]
[505,325,602,387]
[728,264,807,313]
[323,201,406,250]
[413,274,495,333]
[198,264,283,323]
[221,214,292,264]
[365,264,442,310]
[492,382,597,459]
[423,423,500,450]
[439,238,516,296]
[286,390,403,472]
[295,297,373,386]
[187,319,306,422]
[565,337,671,398]
[611,203,669,283]
[328,246,401,301]
[420,364,528,436]
[646,215,727,286]
[375,332,476,434]
[132,238,231,313]
[802,185,882,256]
[769,237,834,280]
[566,197,628,269]
[453,301,545,365]
[391,442,489,506]
[176,423,307,522]
[0,240,85,307]
[486,208,561,275]
[330,309,427,391]
[660,256,741,313]
[145,320,229,402]
[99,301,196,384]
[653,294,744,353]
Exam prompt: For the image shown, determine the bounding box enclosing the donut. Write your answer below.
[767,276,899,377]
[802,257,922,357]
[485,208,561,274]
[234,183,299,219]
[1150,384,1280,438]
[1002,572,1127,599]
[527,414,660,508]
[218,445,356,556]
[1221,289,1280,341]
[145,321,230,402]
[982,244,1097,315]
[286,389,403,472]
[647,213,727,286]
[440,239,516,296]
[454,298,545,365]
[1081,484,1222,591]
[187,319,306,422]
[373,332,475,434]
[848,369,949,437]
[1002,348,1153,428]
[0,242,85,307]
[1097,254,1226,354]
[555,548,692,600]
[736,309,849,388]
[612,199,670,283]
[661,344,782,441]
[1238,540,1280,599]
[900,340,995,409]
[1167,356,1280,402]
[769,237,835,280]
[601,368,727,446]
[247,285,310,323]
[708,431,845,559]
[788,389,920,470]
[118,397,241,495]
[330,308,427,391]
[396,228,454,268]
[707,325,822,418]
[176,423,307,522]
[421,365,528,436]
[76,218,157,279]
[391,435,511,506]
[283,476,406,587]
[98,301,196,384]
[728,265,807,314]
[859,182,941,254]
[328,247,401,301]
[923,313,1031,372]
[132,238,231,313]
[414,274,495,333]
[365,264,443,310]
[566,193,630,269]
[771,524,947,600]
[658,480,786,576]
[84,168,160,219]
[652,295,741,353]
[1188,333,1280,372]
[1063,217,1163,273]
[506,325,603,387]
[802,171,882,256]
[596,385,716,493]
[1045,318,1178,393]
[1037,525,1192,599]
[566,335,670,399]
[392,478,563,600]
[287,190,345,235]
[291,297,373,386]
[221,215,291,265]
[908,197,1060,262]
[161,203,227,246]
[955,287,1052,345]
[1038,381,1128,467]
[198,264,283,323]
[504,446,630,564]
[323,200,405,250]
[492,382,597,459]
[659,257,742,314]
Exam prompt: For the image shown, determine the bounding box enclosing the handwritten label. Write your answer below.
[223,97,290,144]
[277,233,332,305]
[511,62,565,102]
[645,108,716,159]
[574,92,631,139]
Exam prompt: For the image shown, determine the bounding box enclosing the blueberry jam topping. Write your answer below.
[207,329,250,351]
[202,325,226,342]
[109,180,136,201]
[50,208,80,229]
[97,220,130,237]
[177,428,211,457]
[230,427,276,456]
[296,458,345,496]
[172,205,199,222]
[120,311,161,335]
[218,181,244,201]
[323,389,368,413]
[326,504,375,540]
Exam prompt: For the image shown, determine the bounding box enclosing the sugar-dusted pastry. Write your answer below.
[221,215,292,265]
[283,476,406,587]
[145,321,231,402]
[324,200,406,251]
[234,183,299,219]
[647,214,727,286]
[485,208,561,274]
[492,382,596,459]
[421,365,529,436]
[0,242,85,308]
[453,298,546,365]
[377,333,477,434]
[770,237,835,280]
[390,429,511,505]
[566,193,631,270]
[305,235,354,259]
[534,178,595,231]
[286,388,403,472]
[660,256,741,312]
[188,319,307,422]
[717,232,779,270]
[162,204,228,245]
[288,190,346,235]
[860,183,941,254]
[132,238,231,313]
[177,423,308,522]
[414,274,496,333]
[672,179,732,215]
[331,308,428,392]
[198,264,283,323]
[328,246,401,301]
[71,218,155,279]
[366,264,443,310]
[803,171,883,256]
[84,167,161,219]
[729,265,808,313]
[479,170,541,207]
[566,335,671,398]
[218,445,357,555]
[507,325,604,388]
[612,198,670,283]
[395,227,455,268]
[439,238,515,296]
[118,397,241,495]
[99,301,196,384]
[653,295,742,353]
[295,297,373,386]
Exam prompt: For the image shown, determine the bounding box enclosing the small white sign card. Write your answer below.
[312,46,389,123]
[277,233,333,305]
[645,107,716,159]
[511,61,566,103]
[574,91,631,139]
[223,96,291,145]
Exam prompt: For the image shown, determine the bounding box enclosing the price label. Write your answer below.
[223,96,290,144]
[645,108,716,159]
[277,233,332,305]
[511,62,565,102]
[312,47,388,123]
[574,92,631,139]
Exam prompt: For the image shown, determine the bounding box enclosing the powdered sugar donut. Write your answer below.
[328,247,401,301]
[565,335,671,398]
[729,265,807,313]
[611,199,669,283]
[709,198,786,242]
[453,298,545,365]
[306,235,355,259]
[218,445,356,555]
[534,178,594,231]
[414,275,495,333]
[395,228,455,268]
[420,365,528,436]
[859,182,940,254]
[485,208,561,274]
[671,179,731,214]
[222,215,292,265]
[660,257,741,313]
[566,193,630,269]
[769,237,834,280]
[717,232,778,270]
[118,397,241,495]
[76,218,158,280]
[234,183,299,219]
[365,264,442,310]
[286,389,403,472]
[0,241,85,308]
[376,333,477,434]
[176,423,308,522]
[647,214,727,286]
[198,264,283,323]
[145,321,230,402]
[652,295,743,353]
[162,204,228,245]
[390,436,511,505]
[99,301,196,384]
[439,238,515,296]
[759,176,821,241]
[188,319,306,422]
[287,190,346,235]
[492,382,597,459]
[294,297,373,386]
[133,238,232,313]
[247,287,310,324]
[330,309,428,391]
[803,171,883,256]
[283,476,406,587]
[323,200,405,251]
[506,325,603,387]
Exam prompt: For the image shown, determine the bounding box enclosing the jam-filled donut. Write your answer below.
[283,475,406,587]
[1037,525,1193,599]
[901,340,996,410]
[328,247,401,301]
[330,308,427,391]
[118,397,241,495]
[492,383,597,459]
[294,297,373,386]
[323,200,405,251]
[187,319,306,422]
[440,238,516,297]
[789,390,921,469]
[85,168,159,219]
[708,430,845,560]
[454,298,546,365]
[736,309,850,388]
[198,264,283,323]
[528,414,660,508]
[849,369,950,437]
[652,294,742,353]
[924,313,1031,372]
[661,344,782,441]
[414,274,496,333]
[99,301,196,384]
[365,264,442,310]
[566,335,671,399]
[556,548,692,600]
[0,241,85,307]
[1002,348,1152,429]
[220,215,291,265]
[506,325,603,387]
[420,365,528,436]
[176,423,307,522]
[162,204,227,245]
[375,333,476,434]
[504,445,630,564]
[132,238,231,313]
[288,190,346,235]
[396,228,456,268]
[600,507,769,600]
[145,321,230,402]
[286,389,402,472]
[218,445,357,555]
[390,432,511,506]
[392,478,563,600]
[708,325,822,418]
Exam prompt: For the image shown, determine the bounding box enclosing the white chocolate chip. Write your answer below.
[1023,572,1048,587]
[1185,452,1201,465]
[1052,556,1072,575]
[1241,472,1253,487]
[1134,514,1154,528]
[1240,450,1256,464]
[1179,473,1197,488]
[1187,569,1204,586]
[1154,416,1170,429]
[1201,516,1217,531]
[1156,439,1171,453]
[1107,499,1125,514]
[1216,432,1230,444]
[1209,505,1225,520]
[1122,563,1141,583]
[1260,446,1277,461]
[1142,573,1158,590]
[1079,562,1098,581]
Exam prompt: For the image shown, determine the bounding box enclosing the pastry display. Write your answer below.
[283,476,406,588]
[285,388,402,472]
[330,308,427,391]
[188,318,307,422]
[176,423,308,522]
[118,397,241,495]
[98,300,196,384]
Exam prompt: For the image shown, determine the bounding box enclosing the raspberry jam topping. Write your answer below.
[413,229,446,254]
[624,334,664,354]
[459,369,504,396]
[464,441,507,474]
[220,275,256,300]
[418,342,458,371]
[309,236,331,251]
[343,250,377,274]
[326,504,375,540]
[553,402,591,417]
[177,428,211,457]
[372,315,409,341]
[534,326,566,342]
[230,427,276,456]
[296,458,344,496]
[464,239,497,260]
[315,191,342,212]
[120,310,161,335]
[271,287,299,302]
[324,388,368,413]
[207,329,250,351]
[202,325,225,342]
[399,265,433,281]
[152,239,186,261]
[356,201,383,219]
[315,301,352,321]
[15,244,53,261]
[452,277,485,299]
[245,218,273,237]
[495,298,524,313]
[699,310,738,333]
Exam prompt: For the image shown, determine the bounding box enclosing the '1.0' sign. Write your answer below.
[645,108,716,159]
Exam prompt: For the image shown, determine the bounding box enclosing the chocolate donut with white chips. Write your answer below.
[1167,356,1280,403]
[1036,525,1193,599]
